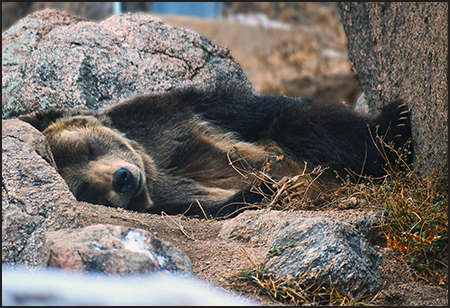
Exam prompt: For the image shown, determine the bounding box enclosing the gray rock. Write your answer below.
[2,9,254,118]
[38,224,193,275]
[265,217,381,299]
[2,119,81,265]
[220,210,382,299]
[338,3,448,177]
[219,209,384,244]
[2,265,257,306]
[2,9,88,117]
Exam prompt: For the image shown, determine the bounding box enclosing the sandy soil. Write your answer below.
[76,203,448,306]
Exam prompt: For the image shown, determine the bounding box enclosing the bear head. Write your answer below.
[19,109,155,212]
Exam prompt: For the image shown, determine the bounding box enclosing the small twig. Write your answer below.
[298,166,327,202]
[196,199,209,221]
[231,144,258,174]
[110,215,152,229]
[215,202,260,220]
[227,149,248,178]
[235,247,259,267]
[268,181,288,206]
[161,205,196,241]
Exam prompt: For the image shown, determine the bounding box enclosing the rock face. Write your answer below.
[2,9,253,119]
[220,210,383,298]
[2,119,81,265]
[338,2,448,177]
[38,224,193,275]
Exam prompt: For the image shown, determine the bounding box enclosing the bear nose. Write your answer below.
[112,168,134,194]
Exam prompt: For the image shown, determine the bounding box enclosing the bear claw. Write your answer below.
[399,110,409,116]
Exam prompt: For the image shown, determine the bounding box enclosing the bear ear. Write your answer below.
[19,109,69,132]
[19,109,95,132]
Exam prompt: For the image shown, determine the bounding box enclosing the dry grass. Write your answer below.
[227,136,448,304]
[322,137,448,287]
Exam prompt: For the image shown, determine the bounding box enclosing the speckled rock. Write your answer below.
[338,2,448,177]
[38,224,193,275]
[2,119,81,265]
[219,209,384,245]
[220,209,383,299]
[265,217,382,299]
[2,9,254,118]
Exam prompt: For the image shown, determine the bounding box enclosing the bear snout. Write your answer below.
[112,168,142,195]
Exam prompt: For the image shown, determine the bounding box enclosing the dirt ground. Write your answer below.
[76,202,448,306]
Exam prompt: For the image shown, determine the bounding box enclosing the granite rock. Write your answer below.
[38,224,193,275]
[2,119,81,265]
[338,2,448,176]
[2,9,254,118]
[220,209,383,298]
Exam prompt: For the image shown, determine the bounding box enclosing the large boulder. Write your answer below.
[2,9,254,119]
[220,210,383,298]
[337,2,448,176]
[265,217,381,299]
[2,119,81,265]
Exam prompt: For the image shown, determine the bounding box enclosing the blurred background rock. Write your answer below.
[2,2,361,107]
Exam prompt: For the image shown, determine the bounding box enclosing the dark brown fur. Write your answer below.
[19,86,412,217]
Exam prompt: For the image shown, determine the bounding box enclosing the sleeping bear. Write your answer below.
[19,86,412,217]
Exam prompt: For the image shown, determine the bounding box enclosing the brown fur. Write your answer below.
[19,86,412,217]
[40,115,155,211]
[20,107,309,217]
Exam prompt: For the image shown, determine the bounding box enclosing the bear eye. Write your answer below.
[86,143,103,160]
[76,183,92,201]
[88,146,96,160]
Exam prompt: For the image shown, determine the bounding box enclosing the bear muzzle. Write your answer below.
[85,158,149,209]
[112,167,143,196]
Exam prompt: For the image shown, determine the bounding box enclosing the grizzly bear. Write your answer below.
[19,86,412,217]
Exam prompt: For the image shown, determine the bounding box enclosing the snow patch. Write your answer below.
[122,230,153,259]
